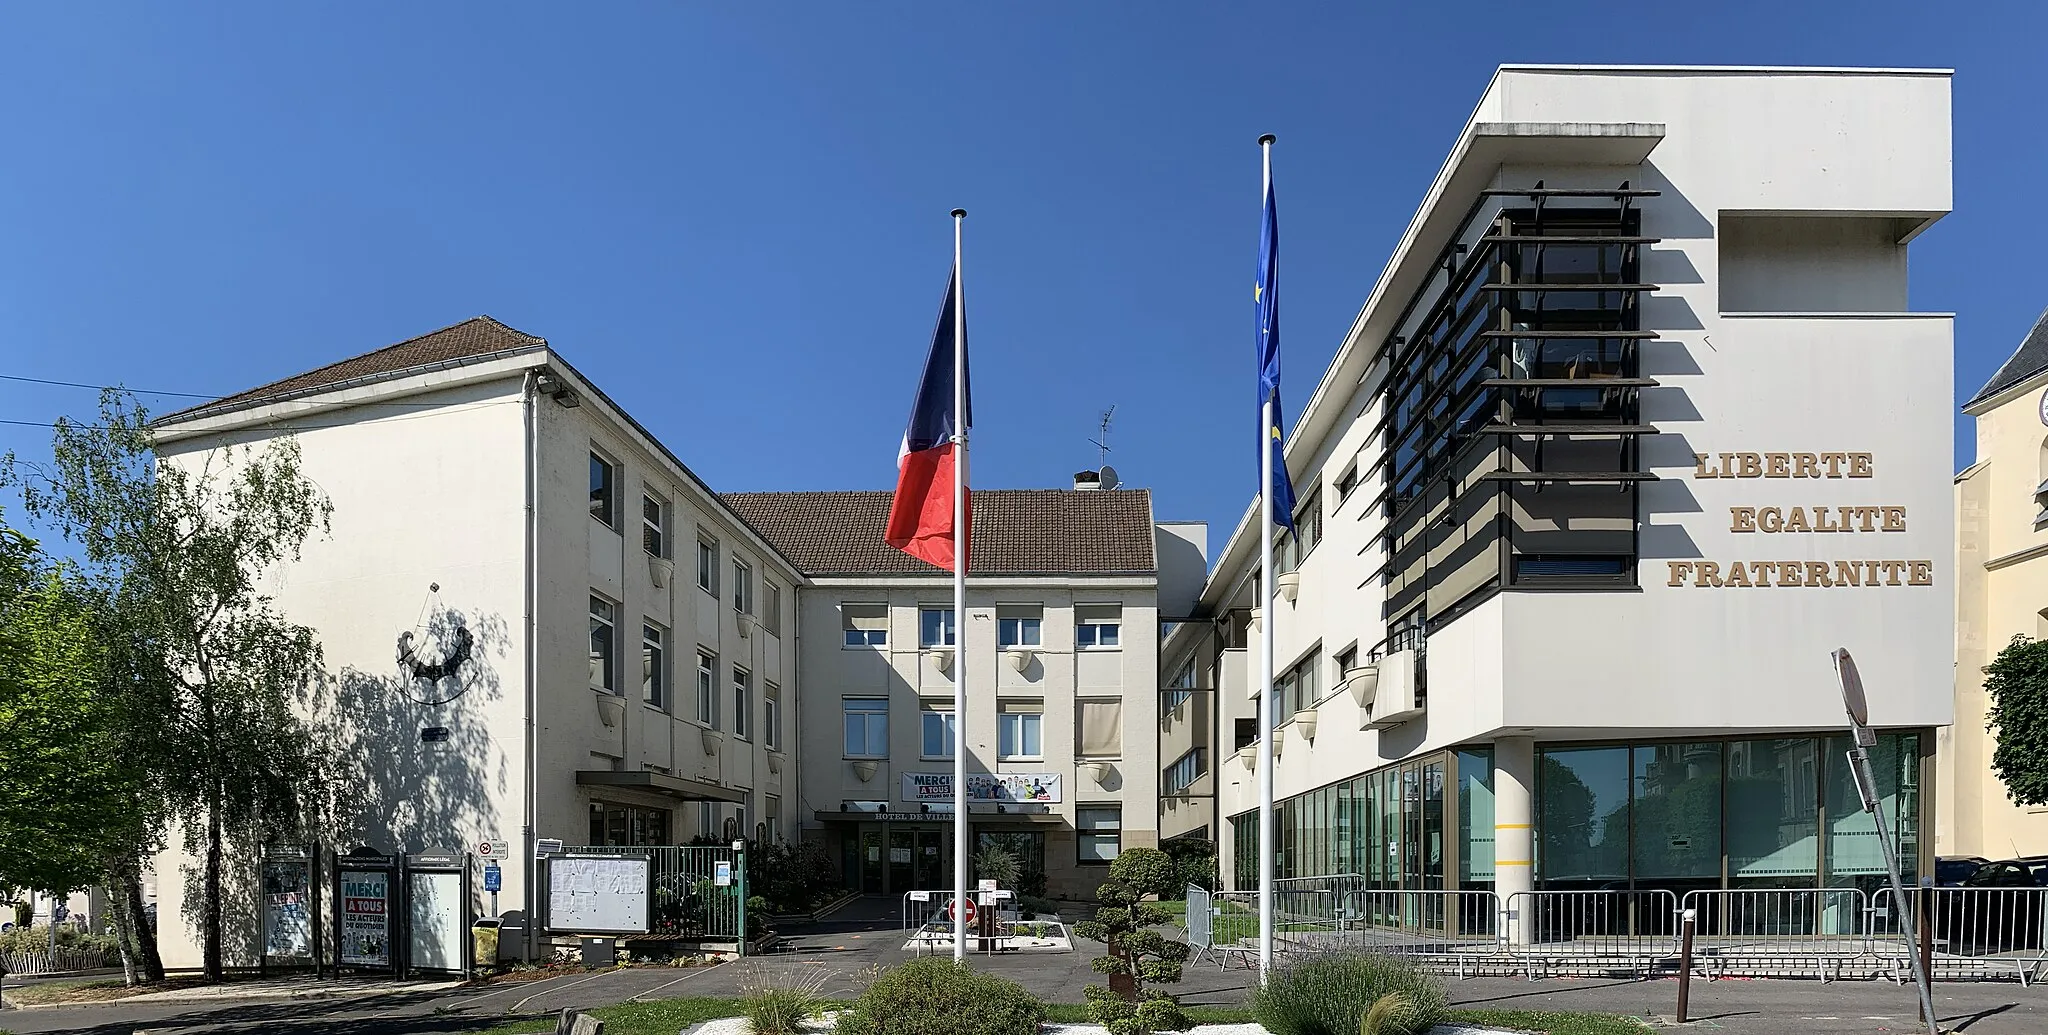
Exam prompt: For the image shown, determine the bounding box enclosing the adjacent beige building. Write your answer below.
[148,318,803,967]
[1947,307,2048,860]
[724,488,1183,902]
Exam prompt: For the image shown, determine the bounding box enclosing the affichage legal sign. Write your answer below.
[1667,450,1933,589]
[903,772,1062,804]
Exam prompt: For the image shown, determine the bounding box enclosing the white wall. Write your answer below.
[152,379,532,969]
[1214,68,1955,865]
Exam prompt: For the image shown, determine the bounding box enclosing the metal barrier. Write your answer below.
[564,845,743,940]
[1504,890,1679,977]
[1873,886,2048,984]
[1678,888,1870,981]
[0,944,117,976]
[1205,880,2048,983]
[1185,884,1213,963]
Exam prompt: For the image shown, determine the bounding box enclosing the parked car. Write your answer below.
[1933,860,2046,954]
[1935,856,1989,887]
[2015,855,2048,887]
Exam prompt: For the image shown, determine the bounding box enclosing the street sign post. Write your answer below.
[1833,648,1937,1035]
[483,862,502,917]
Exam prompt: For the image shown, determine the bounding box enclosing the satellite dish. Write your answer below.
[1099,465,1120,491]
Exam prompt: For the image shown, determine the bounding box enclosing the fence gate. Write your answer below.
[564,845,746,942]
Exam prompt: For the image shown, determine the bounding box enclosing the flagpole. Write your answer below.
[950,206,969,962]
[1256,133,1276,984]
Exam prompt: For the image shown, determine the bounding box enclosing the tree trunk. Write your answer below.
[204,808,224,982]
[107,852,164,985]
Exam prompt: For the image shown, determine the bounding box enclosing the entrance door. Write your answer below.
[888,830,916,893]
[914,830,946,889]
[859,828,884,894]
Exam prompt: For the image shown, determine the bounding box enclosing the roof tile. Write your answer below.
[720,489,1156,577]
[1969,305,2048,407]
[158,315,545,422]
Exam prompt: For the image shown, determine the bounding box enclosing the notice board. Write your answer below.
[546,854,651,935]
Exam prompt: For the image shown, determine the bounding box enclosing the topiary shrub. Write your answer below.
[1107,847,1178,899]
[1251,952,1448,1035]
[833,957,1044,1035]
[1074,859,1192,1035]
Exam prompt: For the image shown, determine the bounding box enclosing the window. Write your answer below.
[695,651,717,726]
[997,605,1042,648]
[642,494,667,556]
[589,802,671,847]
[921,706,956,758]
[642,622,667,708]
[696,531,719,594]
[1164,658,1197,712]
[698,802,718,838]
[732,667,751,740]
[999,701,1043,760]
[1335,462,1360,503]
[1335,644,1358,678]
[843,604,887,647]
[589,453,616,527]
[1282,650,1322,714]
[1077,807,1123,862]
[843,698,888,757]
[764,581,783,636]
[1281,490,1322,570]
[763,682,782,750]
[920,607,957,648]
[1076,605,1122,649]
[588,595,617,693]
[765,794,781,839]
[733,559,754,614]
[1077,699,1123,758]
[1163,747,1208,794]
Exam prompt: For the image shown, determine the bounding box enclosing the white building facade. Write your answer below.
[1196,67,1955,913]
[148,318,802,967]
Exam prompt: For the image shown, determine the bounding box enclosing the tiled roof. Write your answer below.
[157,316,546,423]
[1968,306,2048,408]
[719,489,1157,577]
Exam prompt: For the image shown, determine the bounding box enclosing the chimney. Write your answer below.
[1073,471,1102,491]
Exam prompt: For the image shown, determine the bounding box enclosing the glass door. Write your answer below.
[859,828,884,894]
[914,829,946,889]
[888,830,916,893]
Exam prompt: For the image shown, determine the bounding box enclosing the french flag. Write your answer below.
[884,264,971,571]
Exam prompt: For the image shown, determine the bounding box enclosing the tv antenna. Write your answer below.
[1088,406,1116,467]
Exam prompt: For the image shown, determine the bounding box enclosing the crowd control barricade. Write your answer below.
[1504,890,1679,978]
[1874,885,2048,984]
[1678,888,1870,981]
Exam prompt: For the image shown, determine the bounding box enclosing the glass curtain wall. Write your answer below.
[1232,733,1925,895]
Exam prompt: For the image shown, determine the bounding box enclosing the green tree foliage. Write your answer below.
[0,523,129,900]
[1074,849,1193,1034]
[4,391,337,982]
[1985,634,2048,806]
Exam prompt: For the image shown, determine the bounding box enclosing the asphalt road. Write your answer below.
[6,900,2048,1034]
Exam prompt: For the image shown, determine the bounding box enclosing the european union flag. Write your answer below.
[1256,162,1297,535]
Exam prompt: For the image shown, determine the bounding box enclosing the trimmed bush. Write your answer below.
[1251,952,1448,1035]
[1107,847,1178,899]
[833,958,1043,1035]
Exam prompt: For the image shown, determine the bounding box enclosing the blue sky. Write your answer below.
[3,2,2044,550]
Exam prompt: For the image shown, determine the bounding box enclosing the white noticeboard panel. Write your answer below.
[409,871,465,972]
[547,855,651,935]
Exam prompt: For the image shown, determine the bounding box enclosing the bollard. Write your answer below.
[1675,907,1697,1025]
